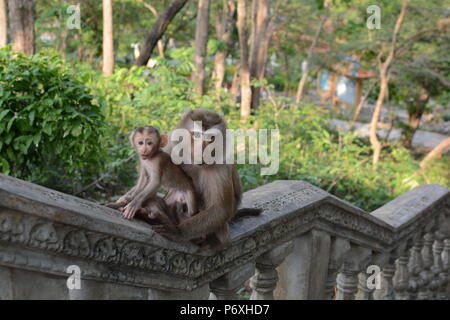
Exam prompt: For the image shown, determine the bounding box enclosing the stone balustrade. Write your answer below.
[0,173,449,300]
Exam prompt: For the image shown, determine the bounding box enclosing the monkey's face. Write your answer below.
[177,109,227,165]
[132,131,159,160]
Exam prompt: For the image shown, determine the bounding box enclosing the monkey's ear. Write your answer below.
[129,130,136,146]
[160,134,168,147]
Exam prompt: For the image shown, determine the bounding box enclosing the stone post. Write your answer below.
[0,265,13,299]
[274,230,331,299]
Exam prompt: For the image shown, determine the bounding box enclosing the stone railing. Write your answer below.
[0,173,449,300]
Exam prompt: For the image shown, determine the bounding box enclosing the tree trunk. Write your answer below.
[76,32,84,60]
[192,0,210,95]
[0,0,7,47]
[136,0,188,66]
[212,0,235,90]
[282,50,291,94]
[229,65,240,96]
[295,2,329,103]
[420,136,450,169]
[249,0,273,109]
[370,72,388,164]
[102,0,114,75]
[58,24,68,56]
[8,0,34,55]
[370,0,408,164]
[237,0,251,122]
[401,89,429,148]
[137,0,165,58]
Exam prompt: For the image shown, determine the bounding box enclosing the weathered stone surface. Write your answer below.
[0,265,13,299]
[371,184,448,228]
[148,284,210,300]
[210,262,255,300]
[275,231,330,300]
[0,174,449,299]
[4,267,68,299]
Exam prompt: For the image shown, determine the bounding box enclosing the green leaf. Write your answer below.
[6,117,14,132]
[33,133,41,145]
[4,132,13,144]
[6,147,15,162]
[29,110,35,125]
[0,157,10,175]
[71,125,82,137]
[25,136,33,149]
[42,126,53,135]
[19,143,28,155]
[80,143,86,155]
[0,110,9,122]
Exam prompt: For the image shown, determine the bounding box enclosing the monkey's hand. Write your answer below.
[122,200,141,220]
[117,195,132,205]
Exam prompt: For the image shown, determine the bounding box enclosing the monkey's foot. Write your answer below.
[152,224,180,240]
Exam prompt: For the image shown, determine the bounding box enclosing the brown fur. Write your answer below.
[113,126,197,230]
[161,109,244,249]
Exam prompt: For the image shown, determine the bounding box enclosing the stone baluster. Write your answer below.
[388,241,410,300]
[250,242,292,300]
[443,239,450,299]
[361,252,388,300]
[432,232,446,300]
[418,232,435,299]
[325,238,350,299]
[408,238,424,299]
[336,270,358,300]
[210,262,255,300]
[355,272,371,300]
[383,263,396,300]
[335,245,372,300]
[436,210,450,300]
[393,253,410,300]
[324,271,338,300]
[355,252,391,300]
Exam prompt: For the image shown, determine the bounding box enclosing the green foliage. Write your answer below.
[0,48,106,192]
[229,100,450,212]
[85,57,237,135]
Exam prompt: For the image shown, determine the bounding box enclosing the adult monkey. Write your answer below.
[155,108,259,249]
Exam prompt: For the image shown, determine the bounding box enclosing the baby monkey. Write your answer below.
[107,126,197,231]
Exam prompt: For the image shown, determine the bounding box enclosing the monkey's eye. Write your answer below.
[147,141,153,145]
[138,141,144,145]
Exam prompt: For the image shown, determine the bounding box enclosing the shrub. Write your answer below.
[229,100,450,211]
[85,57,237,135]
[0,48,106,192]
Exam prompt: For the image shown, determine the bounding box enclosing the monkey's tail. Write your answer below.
[232,207,263,221]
